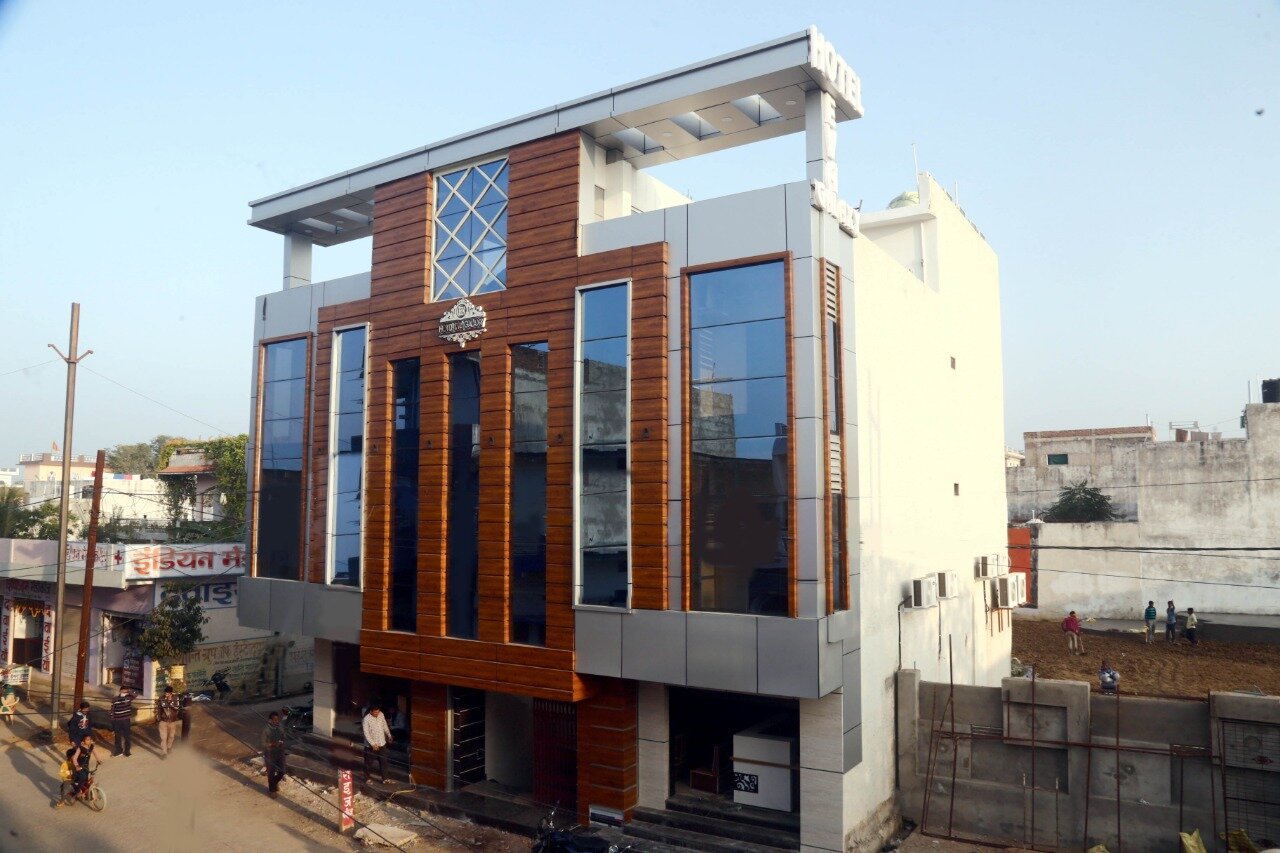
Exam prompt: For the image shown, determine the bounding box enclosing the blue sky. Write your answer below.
[0,1,1277,465]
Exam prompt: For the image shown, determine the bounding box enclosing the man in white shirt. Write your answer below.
[362,706,393,784]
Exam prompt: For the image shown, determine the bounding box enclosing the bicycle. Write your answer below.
[59,758,105,812]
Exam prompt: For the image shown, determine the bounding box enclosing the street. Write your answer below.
[0,712,355,853]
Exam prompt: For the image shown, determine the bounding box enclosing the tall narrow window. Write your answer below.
[390,359,419,631]
[511,342,548,644]
[433,158,509,300]
[577,283,629,608]
[447,352,482,638]
[329,327,367,587]
[257,338,308,580]
[688,260,789,616]
[825,263,847,611]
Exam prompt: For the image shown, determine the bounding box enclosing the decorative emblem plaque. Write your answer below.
[438,297,487,347]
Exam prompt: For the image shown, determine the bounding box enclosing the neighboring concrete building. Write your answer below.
[1007,425,1156,521]
[1019,404,1280,618]
[16,452,104,485]
[236,28,1009,851]
[0,539,310,702]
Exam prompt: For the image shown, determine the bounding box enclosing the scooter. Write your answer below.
[281,702,313,733]
[532,809,627,853]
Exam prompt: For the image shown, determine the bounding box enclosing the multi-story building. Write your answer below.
[237,28,1010,851]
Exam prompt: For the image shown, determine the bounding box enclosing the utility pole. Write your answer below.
[73,449,106,708]
[48,303,92,736]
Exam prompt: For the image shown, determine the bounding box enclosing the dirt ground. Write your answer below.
[1012,617,1280,696]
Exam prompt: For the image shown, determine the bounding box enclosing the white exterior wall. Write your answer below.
[1035,404,1280,617]
[840,174,1010,848]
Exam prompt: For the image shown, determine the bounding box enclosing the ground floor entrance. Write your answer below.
[669,687,799,813]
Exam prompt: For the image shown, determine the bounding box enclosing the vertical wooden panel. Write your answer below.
[576,678,638,822]
[409,681,449,789]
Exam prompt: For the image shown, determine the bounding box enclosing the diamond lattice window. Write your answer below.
[433,158,509,300]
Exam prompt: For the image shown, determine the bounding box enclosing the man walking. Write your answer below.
[262,711,287,798]
[1143,600,1158,643]
[156,685,182,757]
[1061,610,1085,656]
[362,705,394,784]
[110,687,135,757]
[1166,601,1178,642]
[1185,608,1199,646]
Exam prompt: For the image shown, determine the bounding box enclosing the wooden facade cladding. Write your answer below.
[307,131,669,703]
[576,678,639,821]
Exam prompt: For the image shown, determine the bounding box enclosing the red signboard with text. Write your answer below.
[338,769,355,833]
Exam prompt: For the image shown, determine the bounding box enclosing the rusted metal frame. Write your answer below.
[948,635,959,837]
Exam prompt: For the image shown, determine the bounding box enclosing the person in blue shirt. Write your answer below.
[1099,661,1121,694]
[1143,600,1158,643]
[1165,601,1178,642]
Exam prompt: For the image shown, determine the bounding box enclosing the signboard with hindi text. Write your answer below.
[122,544,246,581]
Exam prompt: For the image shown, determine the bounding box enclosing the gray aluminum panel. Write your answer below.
[268,579,305,635]
[757,617,820,698]
[842,647,861,730]
[302,583,363,644]
[843,723,862,772]
[622,609,688,684]
[237,576,271,629]
[575,609,623,677]
[686,612,758,693]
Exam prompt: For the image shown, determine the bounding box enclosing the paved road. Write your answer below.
[0,709,354,853]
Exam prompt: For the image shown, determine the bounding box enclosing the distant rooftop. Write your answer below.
[248,26,862,246]
[1024,426,1157,441]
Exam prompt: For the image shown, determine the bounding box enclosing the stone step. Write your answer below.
[589,826,689,853]
[624,817,798,853]
[664,793,801,835]
[633,806,800,850]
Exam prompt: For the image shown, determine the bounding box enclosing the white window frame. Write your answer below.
[326,323,369,588]
[430,153,510,302]
[572,279,632,611]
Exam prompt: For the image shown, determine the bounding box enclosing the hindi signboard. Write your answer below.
[338,769,356,833]
[123,544,246,581]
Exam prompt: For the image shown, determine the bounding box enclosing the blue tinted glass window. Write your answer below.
[329,328,366,588]
[578,284,630,608]
[688,262,789,616]
[390,359,420,630]
[257,338,309,581]
[511,342,548,645]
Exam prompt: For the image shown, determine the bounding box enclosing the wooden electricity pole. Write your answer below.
[73,449,106,708]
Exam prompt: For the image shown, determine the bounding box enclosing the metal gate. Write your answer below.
[451,687,486,788]
[533,698,578,810]
[1220,718,1280,846]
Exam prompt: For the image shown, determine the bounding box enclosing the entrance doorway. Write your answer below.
[451,687,485,787]
[11,601,44,670]
[669,688,799,812]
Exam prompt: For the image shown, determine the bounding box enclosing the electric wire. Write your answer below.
[0,359,59,380]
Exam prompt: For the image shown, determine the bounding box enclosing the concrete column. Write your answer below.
[805,90,838,191]
[283,232,312,290]
[637,682,670,808]
[311,638,336,737]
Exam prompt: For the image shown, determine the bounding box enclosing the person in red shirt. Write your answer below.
[1061,610,1085,656]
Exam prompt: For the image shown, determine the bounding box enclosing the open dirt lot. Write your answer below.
[1012,617,1280,696]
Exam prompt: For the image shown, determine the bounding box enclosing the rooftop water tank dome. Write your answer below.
[888,190,919,209]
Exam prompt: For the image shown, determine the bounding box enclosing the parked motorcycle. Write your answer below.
[280,702,313,734]
[532,809,627,853]
[206,670,232,700]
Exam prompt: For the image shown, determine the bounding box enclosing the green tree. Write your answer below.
[105,434,177,475]
[1044,481,1116,523]
[0,488,80,539]
[157,435,248,542]
[0,486,28,538]
[135,588,209,667]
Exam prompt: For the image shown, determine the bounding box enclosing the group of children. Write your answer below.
[1141,600,1199,645]
[1059,600,1202,696]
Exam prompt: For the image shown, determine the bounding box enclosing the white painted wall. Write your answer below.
[840,172,1010,847]
[1035,404,1280,617]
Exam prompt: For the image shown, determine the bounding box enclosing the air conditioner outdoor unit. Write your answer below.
[992,575,1026,609]
[975,556,995,579]
[994,555,1009,576]
[910,575,939,609]
[936,571,959,599]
